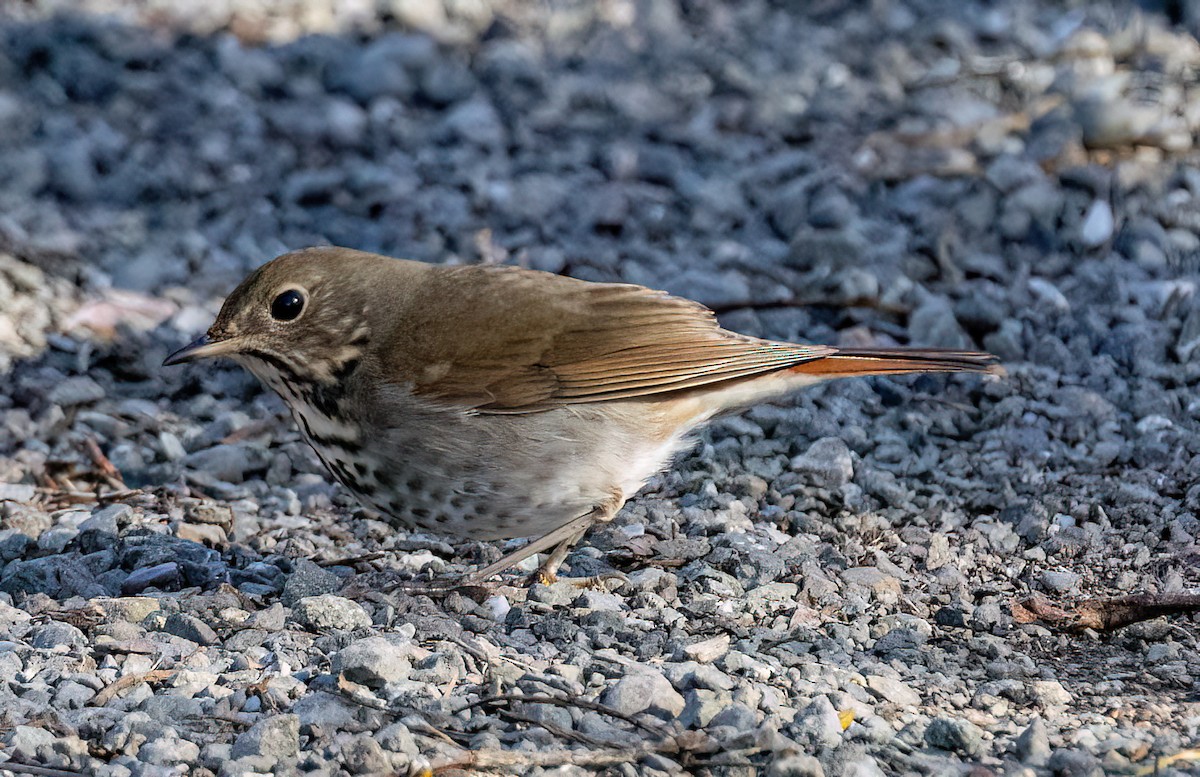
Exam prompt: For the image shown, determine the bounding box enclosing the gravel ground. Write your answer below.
[1,1,1199,775]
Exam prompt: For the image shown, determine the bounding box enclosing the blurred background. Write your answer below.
[0,0,1199,774]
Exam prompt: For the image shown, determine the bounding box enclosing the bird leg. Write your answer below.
[530,526,590,585]
[467,492,625,586]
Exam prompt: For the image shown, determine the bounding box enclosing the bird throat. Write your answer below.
[238,350,370,496]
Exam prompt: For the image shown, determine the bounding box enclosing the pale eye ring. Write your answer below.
[270,289,305,321]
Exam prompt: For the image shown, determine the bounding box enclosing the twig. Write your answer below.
[497,711,617,749]
[453,694,668,739]
[1136,748,1200,775]
[332,676,466,746]
[90,669,172,707]
[37,488,142,504]
[82,436,125,487]
[1013,593,1200,632]
[430,744,655,772]
[317,552,385,568]
[0,759,87,776]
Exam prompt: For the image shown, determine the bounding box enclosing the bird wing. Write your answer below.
[385,264,835,413]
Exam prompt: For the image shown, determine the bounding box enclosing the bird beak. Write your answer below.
[163,333,240,366]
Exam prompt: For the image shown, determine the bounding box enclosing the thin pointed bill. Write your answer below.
[163,334,240,366]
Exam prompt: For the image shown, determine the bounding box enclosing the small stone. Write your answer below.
[5,725,55,757]
[281,559,340,606]
[709,702,758,731]
[0,483,36,502]
[335,637,413,687]
[1016,717,1051,766]
[794,696,843,750]
[865,675,921,707]
[682,634,731,663]
[292,595,371,632]
[484,594,510,621]
[37,526,77,553]
[175,522,227,547]
[29,620,87,650]
[48,376,104,406]
[790,437,854,486]
[342,733,393,775]
[162,612,219,646]
[230,713,299,761]
[602,671,685,718]
[679,688,730,728]
[247,603,286,631]
[375,722,418,756]
[840,567,901,602]
[1031,679,1072,707]
[1040,569,1081,594]
[55,679,96,709]
[837,755,885,776]
[121,562,182,595]
[769,753,825,777]
[934,606,967,628]
[925,716,984,756]
[528,582,573,606]
[79,504,131,537]
[184,444,267,482]
[1048,748,1102,777]
[573,590,623,612]
[291,691,360,729]
[1079,200,1114,247]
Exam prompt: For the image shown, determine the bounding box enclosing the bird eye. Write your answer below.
[270,289,305,321]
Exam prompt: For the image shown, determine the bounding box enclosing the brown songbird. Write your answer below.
[165,247,1000,582]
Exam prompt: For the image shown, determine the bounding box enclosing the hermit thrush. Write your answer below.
[165,247,999,582]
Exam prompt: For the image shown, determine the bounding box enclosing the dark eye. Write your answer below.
[270,289,305,321]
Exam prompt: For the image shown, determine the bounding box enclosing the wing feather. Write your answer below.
[384,264,833,413]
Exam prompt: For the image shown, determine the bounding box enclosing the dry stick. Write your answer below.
[90,669,173,707]
[0,760,87,777]
[317,552,386,567]
[430,744,656,773]
[1013,593,1200,632]
[82,436,125,486]
[39,488,142,504]
[497,711,616,749]
[333,677,466,745]
[453,694,669,739]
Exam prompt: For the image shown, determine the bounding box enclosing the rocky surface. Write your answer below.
[1,0,1199,775]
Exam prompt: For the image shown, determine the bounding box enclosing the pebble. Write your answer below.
[790,437,855,487]
[47,376,104,406]
[794,696,844,750]
[865,675,921,707]
[682,634,731,663]
[29,621,87,650]
[280,559,341,606]
[230,714,300,761]
[1032,679,1073,707]
[769,753,825,777]
[1017,718,1051,765]
[1040,569,1081,593]
[602,671,686,718]
[334,637,413,687]
[161,612,219,646]
[925,717,985,756]
[291,595,372,632]
[1079,199,1114,247]
[0,484,36,502]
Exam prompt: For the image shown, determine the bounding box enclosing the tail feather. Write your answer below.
[791,347,1003,379]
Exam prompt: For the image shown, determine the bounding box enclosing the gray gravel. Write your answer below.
[1,0,1200,775]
